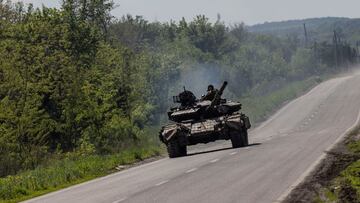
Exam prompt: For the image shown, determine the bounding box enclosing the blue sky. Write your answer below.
[13,0,360,25]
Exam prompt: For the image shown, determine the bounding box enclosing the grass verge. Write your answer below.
[0,145,164,203]
[316,127,360,203]
[284,126,360,203]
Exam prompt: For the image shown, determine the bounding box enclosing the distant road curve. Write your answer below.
[25,71,360,203]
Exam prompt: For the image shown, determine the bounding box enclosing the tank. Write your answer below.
[159,81,251,158]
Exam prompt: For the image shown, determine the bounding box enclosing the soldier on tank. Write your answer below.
[201,84,218,101]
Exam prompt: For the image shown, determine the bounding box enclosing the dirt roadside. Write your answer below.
[283,127,360,202]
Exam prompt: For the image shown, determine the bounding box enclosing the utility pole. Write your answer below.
[314,41,319,73]
[333,30,339,69]
[357,41,360,63]
[303,23,308,47]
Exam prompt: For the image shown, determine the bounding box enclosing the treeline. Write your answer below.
[0,0,150,176]
[0,0,358,177]
[249,17,360,45]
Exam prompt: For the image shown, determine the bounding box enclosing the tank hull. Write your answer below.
[160,113,251,146]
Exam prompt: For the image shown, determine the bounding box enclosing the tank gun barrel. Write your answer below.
[217,81,228,97]
[207,81,228,111]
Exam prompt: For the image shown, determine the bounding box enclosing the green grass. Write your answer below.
[241,77,322,123]
[0,145,163,203]
[341,137,360,200]
[316,129,360,203]
[348,140,360,154]
[341,160,360,193]
[324,188,338,201]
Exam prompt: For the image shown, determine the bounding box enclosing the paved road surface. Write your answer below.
[25,72,360,203]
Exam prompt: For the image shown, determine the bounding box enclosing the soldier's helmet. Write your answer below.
[207,84,214,91]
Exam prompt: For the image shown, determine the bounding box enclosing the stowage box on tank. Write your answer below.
[159,81,251,158]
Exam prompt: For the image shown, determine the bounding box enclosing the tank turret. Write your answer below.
[168,81,240,122]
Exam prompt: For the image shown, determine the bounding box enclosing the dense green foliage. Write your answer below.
[0,0,153,177]
[0,1,358,196]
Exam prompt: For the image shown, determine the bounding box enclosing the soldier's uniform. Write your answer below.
[201,85,218,101]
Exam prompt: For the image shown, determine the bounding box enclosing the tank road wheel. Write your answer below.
[230,130,248,148]
[230,131,243,148]
[179,145,187,156]
[243,130,249,146]
[167,140,187,158]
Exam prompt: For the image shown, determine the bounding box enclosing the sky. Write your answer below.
[13,0,360,25]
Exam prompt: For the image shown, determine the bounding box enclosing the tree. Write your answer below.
[61,0,114,38]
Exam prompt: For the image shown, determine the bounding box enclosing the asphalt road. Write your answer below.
[25,72,360,203]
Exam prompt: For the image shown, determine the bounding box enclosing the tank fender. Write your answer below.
[160,124,190,143]
[225,114,251,130]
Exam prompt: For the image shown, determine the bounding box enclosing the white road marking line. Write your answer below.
[155,180,169,186]
[185,168,198,173]
[210,159,219,163]
[112,197,127,203]
[230,151,238,155]
[244,147,250,149]
[24,159,169,202]
[277,105,360,202]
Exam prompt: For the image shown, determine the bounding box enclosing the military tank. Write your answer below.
[159,81,251,158]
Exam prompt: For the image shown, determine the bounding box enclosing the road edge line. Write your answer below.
[275,108,360,203]
[255,76,350,133]
[22,158,168,202]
